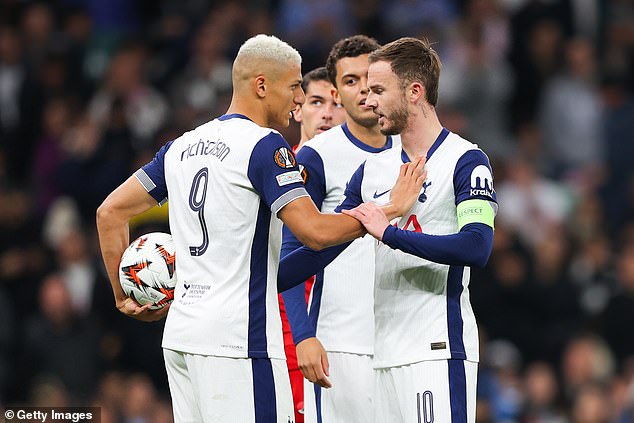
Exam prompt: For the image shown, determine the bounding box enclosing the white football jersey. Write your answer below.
[339,128,496,368]
[135,114,308,359]
[283,123,399,354]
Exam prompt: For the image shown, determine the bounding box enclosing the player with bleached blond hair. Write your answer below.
[97,34,425,423]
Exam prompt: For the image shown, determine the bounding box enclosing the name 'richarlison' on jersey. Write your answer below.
[180,137,231,162]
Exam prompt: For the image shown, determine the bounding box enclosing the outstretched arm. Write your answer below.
[96,176,170,321]
[278,155,427,252]
[343,202,494,267]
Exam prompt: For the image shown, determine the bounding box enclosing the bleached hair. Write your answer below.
[236,34,301,66]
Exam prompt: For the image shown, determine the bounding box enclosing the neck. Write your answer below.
[400,105,443,159]
[226,95,267,127]
[345,118,388,148]
[299,126,311,144]
[296,136,310,151]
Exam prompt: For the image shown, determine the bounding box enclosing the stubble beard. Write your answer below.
[379,103,409,136]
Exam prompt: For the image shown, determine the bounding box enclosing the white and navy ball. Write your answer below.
[118,232,177,309]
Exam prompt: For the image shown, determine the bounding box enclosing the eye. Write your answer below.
[310,100,323,106]
[344,78,357,86]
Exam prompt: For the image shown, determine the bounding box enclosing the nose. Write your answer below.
[295,86,305,106]
[366,92,377,109]
[359,76,369,95]
[323,103,336,121]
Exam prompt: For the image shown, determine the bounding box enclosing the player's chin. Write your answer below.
[378,118,392,134]
[379,122,399,136]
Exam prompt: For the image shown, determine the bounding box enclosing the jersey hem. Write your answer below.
[322,345,374,355]
[161,341,286,360]
[372,354,480,369]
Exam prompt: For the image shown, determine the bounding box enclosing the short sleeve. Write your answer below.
[247,132,309,214]
[296,146,326,209]
[453,149,497,205]
[134,140,174,205]
[334,162,365,213]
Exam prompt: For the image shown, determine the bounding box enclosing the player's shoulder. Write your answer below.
[302,125,347,153]
[444,132,495,189]
[361,144,401,175]
[451,132,495,169]
[444,131,481,155]
[368,143,401,163]
[216,115,281,143]
[431,130,491,168]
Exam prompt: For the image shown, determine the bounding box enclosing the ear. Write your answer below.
[409,82,425,104]
[293,104,302,123]
[255,75,266,98]
[331,87,341,106]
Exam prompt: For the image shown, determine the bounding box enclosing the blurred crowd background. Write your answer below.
[0,0,633,422]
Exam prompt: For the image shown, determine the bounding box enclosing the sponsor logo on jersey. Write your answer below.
[274,147,296,169]
[178,283,211,304]
[470,165,494,197]
[373,189,391,199]
[276,171,303,186]
[418,180,432,203]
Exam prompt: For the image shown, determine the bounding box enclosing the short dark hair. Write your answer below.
[368,37,441,106]
[326,35,380,87]
[301,66,329,92]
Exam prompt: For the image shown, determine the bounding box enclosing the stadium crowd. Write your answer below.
[0,0,633,422]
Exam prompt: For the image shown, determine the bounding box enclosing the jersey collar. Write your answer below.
[218,113,252,122]
[401,127,449,163]
[341,122,393,153]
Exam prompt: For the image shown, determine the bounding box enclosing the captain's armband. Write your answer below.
[457,199,496,230]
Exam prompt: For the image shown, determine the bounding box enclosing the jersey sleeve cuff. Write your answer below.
[272,187,309,215]
[134,169,167,205]
[381,225,399,247]
[293,331,317,346]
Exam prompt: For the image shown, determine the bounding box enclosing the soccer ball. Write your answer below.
[118,232,177,310]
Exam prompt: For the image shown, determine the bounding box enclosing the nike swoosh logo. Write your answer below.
[373,189,391,199]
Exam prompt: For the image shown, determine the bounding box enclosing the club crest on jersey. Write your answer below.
[470,165,494,197]
[418,180,432,203]
[274,147,296,169]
